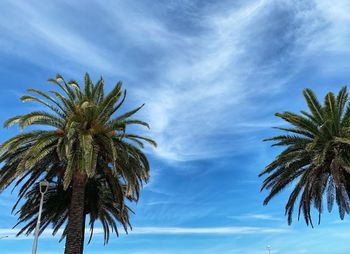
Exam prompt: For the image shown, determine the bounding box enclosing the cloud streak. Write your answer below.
[132,0,329,161]
[0,225,288,240]
[0,0,342,162]
[229,213,283,221]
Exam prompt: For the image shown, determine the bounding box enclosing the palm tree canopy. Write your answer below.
[260,87,350,226]
[0,73,156,240]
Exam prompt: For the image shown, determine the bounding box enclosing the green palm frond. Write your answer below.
[261,87,350,225]
[303,88,324,124]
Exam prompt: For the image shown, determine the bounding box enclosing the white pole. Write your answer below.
[32,180,49,254]
[267,245,271,254]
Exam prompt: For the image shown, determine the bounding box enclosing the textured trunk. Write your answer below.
[64,171,86,254]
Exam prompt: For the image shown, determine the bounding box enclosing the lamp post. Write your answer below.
[267,245,271,254]
[32,180,49,254]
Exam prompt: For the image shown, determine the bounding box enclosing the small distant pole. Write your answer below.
[267,245,271,254]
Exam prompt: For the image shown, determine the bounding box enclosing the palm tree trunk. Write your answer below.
[64,171,86,254]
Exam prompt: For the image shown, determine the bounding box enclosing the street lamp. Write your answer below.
[32,180,49,254]
[267,245,271,254]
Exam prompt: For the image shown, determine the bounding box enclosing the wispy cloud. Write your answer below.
[229,213,283,221]
[131,0,327,161]
[0,225,288,240]
[1,0,350,163]
[0,0,117,75]
[0,0,339,162]
[130,226,288,234]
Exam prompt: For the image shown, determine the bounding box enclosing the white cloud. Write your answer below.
[135,0,316,161]
[130,226,288,234]
[0,225,288,240]
[0,0,349,164]
[0,1,117,75]
[229,213,283,221]
[135,0,350,162]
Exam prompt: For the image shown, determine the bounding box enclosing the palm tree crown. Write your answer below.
[260,87,350,226]
[0,74,156,252]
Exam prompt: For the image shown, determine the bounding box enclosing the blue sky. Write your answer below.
[1,0,350,253]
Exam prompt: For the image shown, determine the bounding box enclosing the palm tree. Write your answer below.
[260,87,350,226]
[0,74,156,253]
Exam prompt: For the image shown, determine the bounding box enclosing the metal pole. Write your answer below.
[32,180,49,254]
[267,245,271,254]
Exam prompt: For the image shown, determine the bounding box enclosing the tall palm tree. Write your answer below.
[260,87,350,226]
[0,74,156,253]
